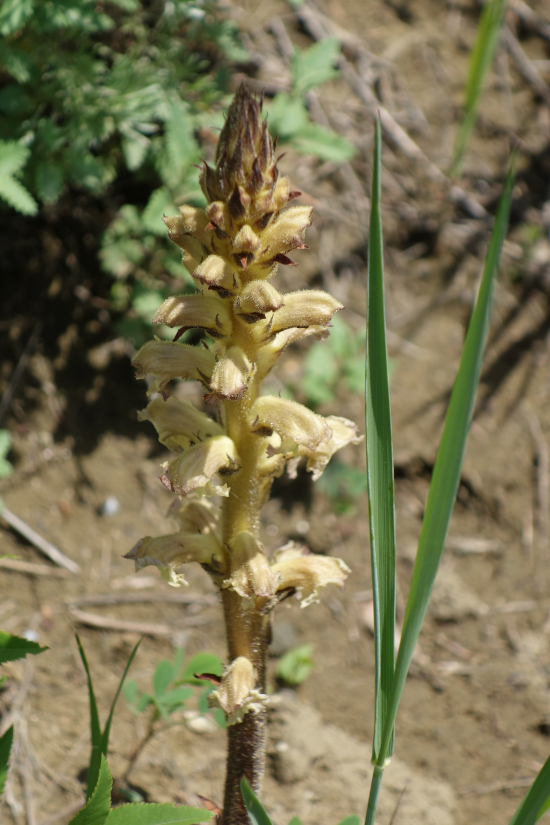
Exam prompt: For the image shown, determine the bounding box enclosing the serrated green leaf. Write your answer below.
[240,777,274,825]
[292,37,341,94]
[0,40,33,82]
[69,755,112,825]
[181,652,223,685]
[35,162,64,204]
[0,632,47,664]
[0,175,38,215]
[106,803,213,824]
[0,0,34,36]
[0,725,14,797]
[292,122,356,163]
[0,141,29,179]
[122,132,150,172]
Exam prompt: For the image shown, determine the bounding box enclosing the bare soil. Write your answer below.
[2,1,550,824]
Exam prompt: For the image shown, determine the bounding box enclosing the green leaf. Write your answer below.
[0,631,47,664]
[374,163,515,773]
[366,118,396,765]
[35,163,64,204]
[0,41,33,82]
[451,0,507,177]
[276,645,314,686]
[0,0,34,36]
[106,803,213,824]
[240,777,274,825]
[292,38,341,94]
[0,174,38,215]
[122,132,150,172]
[181,652,223,685]
[0,431,13,478]
[0,142,30,179]
[508,750,550,825]
[267,94,309,139]
[142,187,177,235]
[0,725,14,797]
[160,686,194,710]
[100,640,141,761]
[291,122,356,163]
[124,679,138,704]
[153,659,175,698]
[336,818,360,825]
[288,819,303,825]
[69,755,112,825]
[76,636,103,802]
[303,344,338,405]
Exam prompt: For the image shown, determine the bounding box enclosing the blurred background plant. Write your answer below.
[0,0,353,348]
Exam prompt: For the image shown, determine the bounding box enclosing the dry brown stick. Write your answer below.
[0,505,80,574]
[502,25,550,107]
[460,776,533,795]
[0,557,72,577]
[295,1,488,220]
[67,606,213,635]
[67,607,172,636]
[510,0,550,43]
[523,404,549,550]
[66,592,217,607]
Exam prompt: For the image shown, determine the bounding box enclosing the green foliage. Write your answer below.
[0,631,48,664]
[268,38,356,163]
[0,726,14,797]
[124,648,225,728]
[0,141,37,215]
[76,635,141,801]
[450,0,507,177]
[240,777,274,825]
[317,461,368,512]
[0,630,48,801]
[276,644,314,686]
[0,430,14,479]
[298,316,365,406]
[68,755,213,824]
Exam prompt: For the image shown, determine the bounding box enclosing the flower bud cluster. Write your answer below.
[129,84,361,722]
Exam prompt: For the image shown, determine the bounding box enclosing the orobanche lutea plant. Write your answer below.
[128,84,361,824]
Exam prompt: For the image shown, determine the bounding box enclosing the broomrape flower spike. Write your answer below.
[130,83,361,825]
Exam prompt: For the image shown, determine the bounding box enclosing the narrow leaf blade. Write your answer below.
[76,635,103,801]
[366,117,396,763]
[69,755,112,825]
[377,163,515,764]
[240,776,274,825]
[100,639,141,756]
[0,725,14,797]
[508,751,550,825]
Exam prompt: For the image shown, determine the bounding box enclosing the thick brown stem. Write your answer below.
[221,710,267,825]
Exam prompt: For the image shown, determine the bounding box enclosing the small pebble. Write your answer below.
[101,496,120,516]
[23,629,39,642]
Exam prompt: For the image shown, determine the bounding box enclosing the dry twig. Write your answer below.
[502,25,550,107]
[0,505,80,574]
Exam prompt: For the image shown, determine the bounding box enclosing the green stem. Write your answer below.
[364,765,385,825]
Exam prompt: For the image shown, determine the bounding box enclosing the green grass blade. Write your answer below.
[508,751,550,825]
[76,635,103,802]
[0,725,14,797]
[366,117,396,764]
[450,0,507,177]
[100,639,141,757]
[376,163,515,767]
[240,776,274,825]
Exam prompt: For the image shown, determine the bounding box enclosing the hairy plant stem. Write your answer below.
[220,343,271,824]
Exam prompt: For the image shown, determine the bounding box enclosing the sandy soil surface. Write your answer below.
[2,1,550,823]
